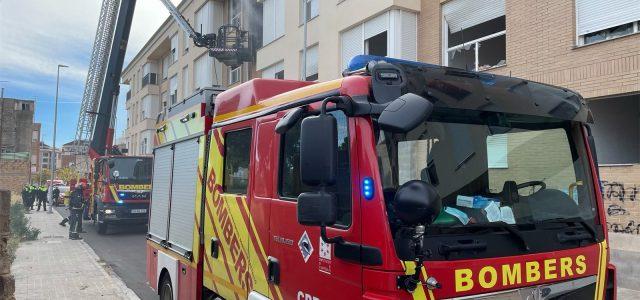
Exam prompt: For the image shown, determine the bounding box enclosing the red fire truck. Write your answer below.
[147,55,615,300]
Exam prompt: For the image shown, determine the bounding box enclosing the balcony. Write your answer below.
[142,73,158,88]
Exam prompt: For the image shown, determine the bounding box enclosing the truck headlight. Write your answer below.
[104,209,115,214]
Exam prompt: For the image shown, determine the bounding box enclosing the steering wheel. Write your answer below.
[516,181,546,191]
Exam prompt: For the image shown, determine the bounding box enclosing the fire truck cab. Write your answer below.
[147,56,615,300]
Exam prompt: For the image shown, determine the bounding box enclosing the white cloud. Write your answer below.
[0,0,177,84]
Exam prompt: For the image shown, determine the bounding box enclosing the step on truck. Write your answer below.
[147,55,615,300]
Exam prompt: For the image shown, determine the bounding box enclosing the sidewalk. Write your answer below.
[609,232,640,300]
[11,208,139,300]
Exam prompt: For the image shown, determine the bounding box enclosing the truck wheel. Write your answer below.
[97,214,107,234]
[159,274,173,300]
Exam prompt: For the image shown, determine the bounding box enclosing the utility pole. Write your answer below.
[301,0,308,81]
[49,64,68,213]
[0,81,8,154]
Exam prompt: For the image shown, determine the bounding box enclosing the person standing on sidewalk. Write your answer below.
[52,186,60,206]
[21,185,29,210]
[68,184,84,240]
[36,185,48,211]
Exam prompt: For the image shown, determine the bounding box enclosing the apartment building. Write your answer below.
[39,142,61,171]
[122,0,260,155]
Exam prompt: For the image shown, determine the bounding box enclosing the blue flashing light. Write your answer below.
[362,177,374,200]
[118,192,126,198]
[346,55,439,73]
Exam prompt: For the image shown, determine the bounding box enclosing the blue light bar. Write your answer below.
[362,177,374,200]
[346,55,439,73]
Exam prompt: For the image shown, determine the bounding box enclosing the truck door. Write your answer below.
[268,110,362,299]
[203,120,272,299]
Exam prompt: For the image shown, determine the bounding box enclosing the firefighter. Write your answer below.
[52,186,60,207]
[68,184,84,240]
[36,185,48,211]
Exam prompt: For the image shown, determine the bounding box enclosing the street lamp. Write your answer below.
[49,64,68,213]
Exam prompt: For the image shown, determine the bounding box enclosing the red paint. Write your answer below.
[178,262,197,300]
[146,244,158,291]
[214,79,315,117]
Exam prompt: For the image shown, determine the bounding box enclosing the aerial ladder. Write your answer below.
[73,0,253,169]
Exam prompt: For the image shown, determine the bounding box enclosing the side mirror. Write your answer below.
[297,191,337,226]
[299,114,338,186]
[378,93,433,133]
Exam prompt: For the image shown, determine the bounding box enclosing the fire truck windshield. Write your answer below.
[108,157,152,184]
[376,108,598,230]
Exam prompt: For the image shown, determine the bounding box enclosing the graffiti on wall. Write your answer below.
[601,179,640,235]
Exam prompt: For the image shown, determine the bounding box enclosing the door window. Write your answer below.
[223,129,252,194]
[279,111,351,227]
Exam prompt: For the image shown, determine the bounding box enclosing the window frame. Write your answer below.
[229,66,241,85]
[222,127,253,195]
[576,20,639,46]
[276,109,352,228]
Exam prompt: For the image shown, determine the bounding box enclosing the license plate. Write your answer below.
[131,209,147,214]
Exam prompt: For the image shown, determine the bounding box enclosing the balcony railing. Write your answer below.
[142,73,158,88]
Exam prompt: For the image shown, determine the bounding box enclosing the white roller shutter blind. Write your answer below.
[304,44,318,77]
[182,66,190,97]
[341,24,363,69]
[149,146,172,240]
[195,1,214,35]
[168,139,200,251]
[443,0,505,33]
[364,12,389,40]
[487,135,508,168]
[262,61,284,79]
[263,0,275,44]
[195,54,211,89]
[170,34,178,62]
[576,0,640,35]
[397,10,417,60]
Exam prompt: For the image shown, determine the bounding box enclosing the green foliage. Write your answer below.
[10,203,40,241]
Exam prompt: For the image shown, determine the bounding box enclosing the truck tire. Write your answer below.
[97,213,107,235]
[159,274,173,300]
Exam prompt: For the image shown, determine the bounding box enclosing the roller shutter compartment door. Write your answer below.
[167,138,200,252]
[149,146,172,240]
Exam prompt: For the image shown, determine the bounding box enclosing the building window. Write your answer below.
[261,61,284,79]
[443,0,506,71]
[195,53,219,89]
[364,31,387,56]
[162,55,170,79]
[183,23,190,54]
[341,10,417,69]
[299,0,319,24]
[142,62,158,87]
[487,135,508,168]
[576,0,640,46]
[262,0,285,45]
[279,110,351,227]
[169,75,178,105]
[229,66,241,84]
[170,34,178,63]
[195,1,215,35]
[182,66,190,99]
[21,103,30,111]
[223,129,252,194]
[301,44,318,81]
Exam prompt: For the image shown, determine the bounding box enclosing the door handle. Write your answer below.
[267,256,280,285]
[211,237,219,258]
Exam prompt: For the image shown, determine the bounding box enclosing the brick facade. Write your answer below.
[0,160,30,193]
[600,166,640,235]
[417,0,640,100]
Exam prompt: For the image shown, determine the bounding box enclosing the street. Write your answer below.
[55,206,156,300]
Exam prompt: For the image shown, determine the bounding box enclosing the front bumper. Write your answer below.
[100,202,149,223]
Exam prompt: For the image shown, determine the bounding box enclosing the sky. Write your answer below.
[0,0,180,147]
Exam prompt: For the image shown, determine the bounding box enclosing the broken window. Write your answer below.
[443,0,506,71]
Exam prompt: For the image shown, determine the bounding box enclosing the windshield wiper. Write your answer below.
[469,222,530,251]
[538,217,598,243]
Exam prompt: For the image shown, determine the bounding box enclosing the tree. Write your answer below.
[32,168,51,185]
[57,167,79,183]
